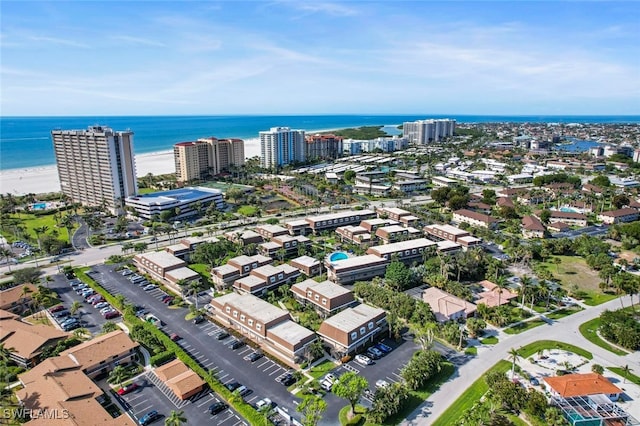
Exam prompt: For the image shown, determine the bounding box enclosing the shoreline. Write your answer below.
[0,125,393,196]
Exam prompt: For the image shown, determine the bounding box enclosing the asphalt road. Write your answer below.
[401,295,639,425]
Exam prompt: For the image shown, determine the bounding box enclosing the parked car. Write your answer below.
[322,373,336,385]
[60,318,79,328]
[94,302,109,309]
[138,410,160,426]
[375,343,393,354]
[63,322,81,331]
[49,305,65,313]
[225,381,241,392]
[208,402,228,415]
[53,310,70,319]
[215,331,230,340]
[160,295,172,303]
[100,306,114,314]
[244,352,263,362]
[320,380,333,391]
[279,373,295,386]
[235,385,251,397]
[104,311,121,320]
[169,333,180,341]
[90,297,106,306]
[375,379,390,389]
[230,339,245,350]
[193,315,205,324]
[366,348,381,360]
[143,284,157,291]
[355,354,373,366]
[367,347,384,359]
[162,297,174,304]
[118,383,139,395]
[255,398,272,410]
[529,377,540,386]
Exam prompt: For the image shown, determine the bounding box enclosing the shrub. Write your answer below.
[150,351,176,367]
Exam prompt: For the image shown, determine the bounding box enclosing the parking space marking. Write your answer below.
[218,412,234,424]
[256,360,271,369]
[135,404,154,415]
[205,361,215,368]
[343,364,360,374]
[219,373,229,381]
[268,368,282,376]
[262,363,277,372]
[197,395,216,408]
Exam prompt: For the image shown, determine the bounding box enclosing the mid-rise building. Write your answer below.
[260,127,306,169]
[402,119,456,144]
[174,137,245,182]
[125,187,224,220]
[52,125,138,214]
[306,134,343,161]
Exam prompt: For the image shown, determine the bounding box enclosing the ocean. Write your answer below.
[1,115,638,171]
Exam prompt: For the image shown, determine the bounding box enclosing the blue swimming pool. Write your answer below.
[31,202,47,210]
[329,252,349,262]
[560,207,579,213]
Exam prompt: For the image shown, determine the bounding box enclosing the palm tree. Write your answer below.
[101,321,119,334]
[0,247,15,272]
[72,327,90,340]
[108,365,129,389]
[33,225,49,250]
[621,365,633,384]
[519,275,533,308]
[508,347,520,380]
[164,410,187,426]
[69,300,83,319]
[494,275,508,307]
[60,214,75,244]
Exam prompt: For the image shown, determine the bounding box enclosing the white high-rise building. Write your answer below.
[259,127,306,169]
[402,119,456,144]
[52,125,138,214]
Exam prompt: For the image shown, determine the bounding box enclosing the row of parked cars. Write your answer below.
[48,304,81,331]
[122,269,158,292]
[319,343,393,392]
[68,277,120,320]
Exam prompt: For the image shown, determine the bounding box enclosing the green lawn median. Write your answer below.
[578,317,629,356]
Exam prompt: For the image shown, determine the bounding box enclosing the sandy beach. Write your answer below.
[0,138,263,196]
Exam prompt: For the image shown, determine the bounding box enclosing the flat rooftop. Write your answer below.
[215,293,288,324]
[367,238,437,255]
[292,279,352,298]
[321,304,385,332]
[267,320,316,345]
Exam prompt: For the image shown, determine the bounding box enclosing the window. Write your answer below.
[278,273,283,280]
[307,291,313,297]
[248,319,254,326]
[270,277,275,283]
[322,298,327,305]
[233,310,238,318]
[351,332,358,340]
[368,322,374,330]
[225,307,231,313]
[244,266,249,272]
[256,324,262,331]
[240,314,245,322]
[360,327,366,335]
[314,295,319,301]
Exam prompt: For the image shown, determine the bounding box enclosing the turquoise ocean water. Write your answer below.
[1,115,638,170]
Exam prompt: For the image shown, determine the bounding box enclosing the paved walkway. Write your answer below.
[401,295,639,425]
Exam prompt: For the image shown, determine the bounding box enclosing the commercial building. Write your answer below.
[402,119,456,144]
[174,137,245,182]
[306,134,343,161]
[0,309,68,367]
[125,187,224,220]
[291,279,356,316]
[207,293,317,365]
[260,127,306,169]
[317,304,387,357]
[52,126,137,214]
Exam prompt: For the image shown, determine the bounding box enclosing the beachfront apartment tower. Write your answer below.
[402,119,456,144]
[306,134,344,161]
[260,127,306,169]
[51,126,138,214]
[174,137,245,182]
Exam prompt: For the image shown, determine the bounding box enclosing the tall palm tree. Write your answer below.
[494,275,508,307]
[508,347,520,380]
[519,275,533,308]
[108,365,129,389]
[69,300,83,319]
[621,365,634,384]
[72,327,90,341]
[164,410,187,426]
[0,247,15,272]
[32,225,49,250]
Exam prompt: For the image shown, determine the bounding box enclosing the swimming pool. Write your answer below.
[329,252,349,262]
[31,202,47,210]
[560,207,579,213]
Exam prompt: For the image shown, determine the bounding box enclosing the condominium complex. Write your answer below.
[306,134,343,161]
[260,127,306,169]
[51,125,138,214]
[402,119,456,144]
[174,137,245,182]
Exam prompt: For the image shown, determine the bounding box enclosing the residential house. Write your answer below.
[424,224,482,249]
[289,255,322,277]
[291,279,356,316]
[285,219,311,236]
[256,224,289,240]
[336,225,372,246]
[359,218,398,232]
[422,287,477,322]
[475,280,517,307]
[224,229,263,245]
[233,264,300,296]
[522,215,546,239]
[547,222,571,233]
[258,234,311,258]
[0,284,38,315]
[366,238,437,264]
[326,254,390,285]
[452,209,499,229]
[543,373,622,402]
[164,236,220,261]
[133,251,200,296]
[374,225,421,244]
[597,208,639,225]
[317,304,387,357]
[211,254,272,289]
[305,210,376,234]
[0,309,68,367]
[542,211,588,227]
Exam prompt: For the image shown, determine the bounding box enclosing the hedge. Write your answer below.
[75,267,269,426]
[150,351,176,367]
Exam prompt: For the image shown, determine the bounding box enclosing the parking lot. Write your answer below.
[48,273,111,334]
[113,372,245,426]
[90,264,302,422]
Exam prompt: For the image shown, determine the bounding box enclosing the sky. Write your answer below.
[1,1,639,116]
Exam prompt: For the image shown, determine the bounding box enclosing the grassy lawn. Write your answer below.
[431,360,511,426]
[8,212,75,244]
[189,263,212,280]
[538,255,603,301]
[137,187,156,194]
[464,346,477,356]
[546,305,584,320]
[518,340,593,360]
[308,359,336,380]
[503,318,546,334]
[607,367,640,386]
[581,291,618,306]
[579,318,629,356]
[480,336,498,345]
[340,405,366,426]
[237,205,258,216]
